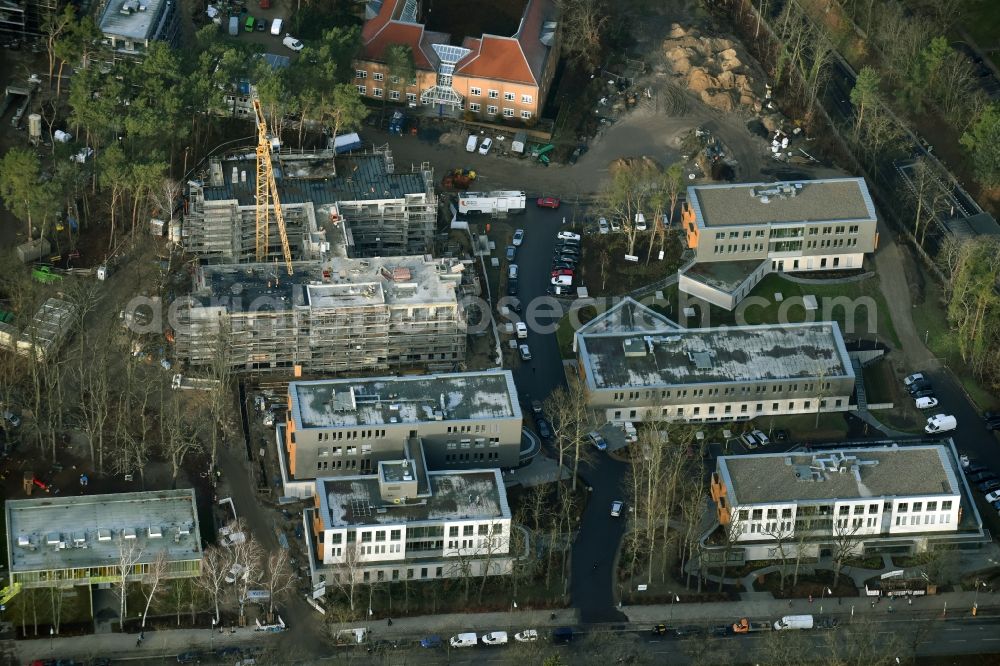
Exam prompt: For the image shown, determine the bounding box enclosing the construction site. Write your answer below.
[174,255,475,374]
[180,146,439,263]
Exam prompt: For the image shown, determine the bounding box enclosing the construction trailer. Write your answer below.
[457,191,526,215]
[174,256,471,374]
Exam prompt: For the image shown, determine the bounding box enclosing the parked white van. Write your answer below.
[450,633,478,648]
[481,631,508,645]
[773,615,813,631]
[465,135,478,152]
[915,396,939,409]
[925,414,957,433]
[270,18,283,35]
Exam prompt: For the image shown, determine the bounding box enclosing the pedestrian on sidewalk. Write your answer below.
[808,594,813,603]
[908,597,912,605]
[387,617,393,626]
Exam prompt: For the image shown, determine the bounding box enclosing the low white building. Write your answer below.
[307,455,512,586]
[709,442,987,562]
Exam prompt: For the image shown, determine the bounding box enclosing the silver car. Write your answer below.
[598,217,610,234]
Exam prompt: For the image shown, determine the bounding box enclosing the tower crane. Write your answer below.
[253,95,294,275]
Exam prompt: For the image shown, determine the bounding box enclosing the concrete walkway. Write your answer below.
[871,225,938,369]
[782,270,875,285]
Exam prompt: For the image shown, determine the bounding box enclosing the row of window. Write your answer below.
[446,537,502,551]
[317,445,367,457]
[446,424,496,434]
[805,238,860,249]
[738,499,954,523]
[612,383,833,401]
[467,103,532,119]
[448,523,503,537]
[317,459,359,470]
[445,438,502,449]
[898,500,951,513]
[713,243,766,254]
[316,430,386,442]
[714,225,861,242]
[613,398,844,421]
[358,543,402,555]
[355,71,415,85]
[356,86,415,101]
[894,514,951,526]
[444,451,501,462]
[466,87,533,103]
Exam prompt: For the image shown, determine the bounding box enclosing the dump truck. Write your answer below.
[732,617,771,634]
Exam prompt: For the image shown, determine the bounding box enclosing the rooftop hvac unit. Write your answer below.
[98,528,113,542]
[123,527,137,540]
[73,532,86,545]
[46,532,61,546]
[148,525,163,538]
[17,535,30,547]
[178,523,192,536]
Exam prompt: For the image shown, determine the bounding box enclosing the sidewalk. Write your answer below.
[14,624,275,663]
[622,589,996,625]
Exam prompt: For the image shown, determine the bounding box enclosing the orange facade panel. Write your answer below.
[287,440,296,476]
[682,203,699,249]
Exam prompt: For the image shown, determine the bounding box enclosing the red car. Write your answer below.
[551,269,574,277]
[536,196,561,209]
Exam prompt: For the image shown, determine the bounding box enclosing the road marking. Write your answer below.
[984,638,1000,642]
[950,639,967,643]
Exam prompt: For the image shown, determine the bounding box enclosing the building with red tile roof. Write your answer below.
[354,0,559,122]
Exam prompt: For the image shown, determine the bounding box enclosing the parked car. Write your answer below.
[508,264,519,279]
[610,218,621,232]
[816,617,840,630]
[925,414,957,433]
[531,399,544,415]
[751,430,770,446]
[478,137,493,155]
[551,275,573,287]
[915,396,939,409]
[282,34,304,51]
[3,411,20,428]
[553,246,580,257]
[512,228,525,246]
[514,629,538,642]
[588,431,608,451]
[772,429,789,443]
[548,284,574,296]
[635,212,647,231]
[481,631,508,646]
[256,17,267,31]
[536,196,561,209]
[224,563,246,583]
[569,145,586,164]
[519,344,532,361]
[984,490,1000,503]
[904,372,926,386]
[911,388,936,400]
[515,322,528,339]
[551,261,576,270]
[536,418,552,440]
[176,653,200,664]
[505,245,516,261]
[551,269,574,277]
[557,231,581,241]
[466,135,479,152]
[367,639,399,653]
[506,278,519,296]
[979,480,1000,493]
[741,432,761,449]
[651,623,669,635]
[598,217,610,234]
[908,380,933,395]
[611,500,624,517]
[420,635,442,648]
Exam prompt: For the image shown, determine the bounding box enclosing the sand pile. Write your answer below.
[662,23,766,112]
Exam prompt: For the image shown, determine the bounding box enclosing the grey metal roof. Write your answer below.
[290,370,520,428]
[579,321,853,389]
[689,178,876,228]
[6,489,201,573]
[317,469,509,527]
[719,445,959,505]
[99,0,167,40]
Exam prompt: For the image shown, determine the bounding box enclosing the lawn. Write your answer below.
[862,359,925,433]
[910,282,998,411]
[753,412,849,442]
[752,569,859,599]
[6,586,92,637]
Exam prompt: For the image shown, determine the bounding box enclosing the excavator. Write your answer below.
[252,95,294,275]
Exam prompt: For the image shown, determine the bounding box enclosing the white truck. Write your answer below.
[773,615,813,631]
[458,191,526,215]
[450,632,478,648]
[924,414,957,433]
[481,631,508,645]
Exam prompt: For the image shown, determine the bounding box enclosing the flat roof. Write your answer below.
[290,370,520,428]
[579,321,853,389]
[6,489,202,573]
[317,469,509,528]
[718,445,959,505]
[20,298,75,351]
[99,0,167,40]
[682,259,768,292]
[574,297,680,338]
[203,153,427,206]
[188,256,466,313]
[689,178,876,228]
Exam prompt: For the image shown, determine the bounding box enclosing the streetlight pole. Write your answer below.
[669,594,680,622]
[820,587,831,615]
[974,580,986,615]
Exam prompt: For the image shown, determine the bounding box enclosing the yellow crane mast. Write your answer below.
[253,96,294,275]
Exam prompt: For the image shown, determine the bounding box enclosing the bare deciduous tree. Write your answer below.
[139,552,168,628]
[195,546,231,625]
[264,549,296,622]
[115,536,143,626]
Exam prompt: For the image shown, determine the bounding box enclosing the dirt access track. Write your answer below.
[378,2,843,198]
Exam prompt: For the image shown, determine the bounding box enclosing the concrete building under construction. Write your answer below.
[173,255,472,374]
[181,147,437,263]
